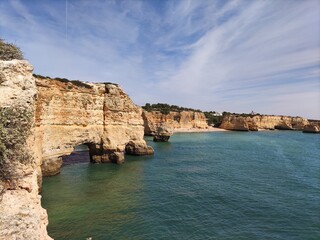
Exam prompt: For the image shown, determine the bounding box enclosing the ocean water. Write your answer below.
[42,131,320,240]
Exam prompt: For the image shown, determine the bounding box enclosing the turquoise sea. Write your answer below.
[42,131,320,240]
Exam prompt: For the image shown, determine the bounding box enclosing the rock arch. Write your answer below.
[35,76,154,177]
[0,60,153,239]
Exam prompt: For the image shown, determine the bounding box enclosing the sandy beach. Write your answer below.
[173,127,228,133]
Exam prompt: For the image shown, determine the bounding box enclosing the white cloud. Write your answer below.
[0,0,319,119]
[156,0,319,119]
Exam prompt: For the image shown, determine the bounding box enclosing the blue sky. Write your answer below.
[0,0,319,119]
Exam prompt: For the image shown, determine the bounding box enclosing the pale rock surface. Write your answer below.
[153,123,173,142]
[0,172,49,240]
[143,110,208,135]
[35,77,153,175]
[0,60,51,240]
[220,115,309,131]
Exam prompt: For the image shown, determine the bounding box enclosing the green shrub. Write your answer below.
[203,111,223,126]
[142,103,202,114]
[0,39,24,61]
[0,105,33,181]
[160,108,170,115]
[33,74,93,89]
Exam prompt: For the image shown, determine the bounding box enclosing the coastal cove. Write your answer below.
[1,1,319,238]
[42,131,320,240]
[1,59,318,239]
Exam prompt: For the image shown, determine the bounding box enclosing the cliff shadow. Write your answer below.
[41,141,106,177]
[62,144,90,166]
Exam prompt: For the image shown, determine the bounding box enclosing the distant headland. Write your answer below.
[141,103,320,134]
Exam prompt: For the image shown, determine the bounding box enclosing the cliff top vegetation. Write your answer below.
[33,74,93,89]
[33,74,119,89]
[142,104,267,126]
[142,103,202,115]
[0,105,33,181]
[0,38,24,61]
[142,103,225,126]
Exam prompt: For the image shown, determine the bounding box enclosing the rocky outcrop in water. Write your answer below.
[220,114,309,131]
[153,124,173,142]
[142,110,208,135]
[0,60,154,239]
[303,124,320,133]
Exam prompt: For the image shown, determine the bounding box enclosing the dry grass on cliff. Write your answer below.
[0,105,33,181]
[33,74,93,89]
[143,103,202,115]
[0,39,24,61]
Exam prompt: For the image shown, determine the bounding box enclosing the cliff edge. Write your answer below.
[220,114,309,131]
[142,110,208,135]
[0,60,51,240]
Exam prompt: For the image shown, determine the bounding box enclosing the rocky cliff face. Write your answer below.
[35,76,153,176]
[0,60,153,239]
[220,115,309,131]
[142,110,208,135]
[303,123,320,133]
[0,60,51,240]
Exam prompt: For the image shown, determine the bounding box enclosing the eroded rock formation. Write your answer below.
[0,60,153,239]
[153,123,173,142]
[142,110,208,135]
[303,123,320,133]
[220,114,309,131]
[35,76,153,176]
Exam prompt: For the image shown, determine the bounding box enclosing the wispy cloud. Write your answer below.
[0,0,319,119]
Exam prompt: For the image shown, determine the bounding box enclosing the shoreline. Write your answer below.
[173,127,228,133]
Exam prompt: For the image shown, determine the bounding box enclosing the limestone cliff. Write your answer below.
[303,123,320,133]
[0,60,153,240]
[35,76,153,176]
[142,110,208,135]
[0,60,51,240]
[220,114,309,131]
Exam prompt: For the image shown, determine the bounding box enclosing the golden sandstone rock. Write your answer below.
[34,76,153,175]
[142,110,208,136]
[0,60,153,240]
[220,114,309,131]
